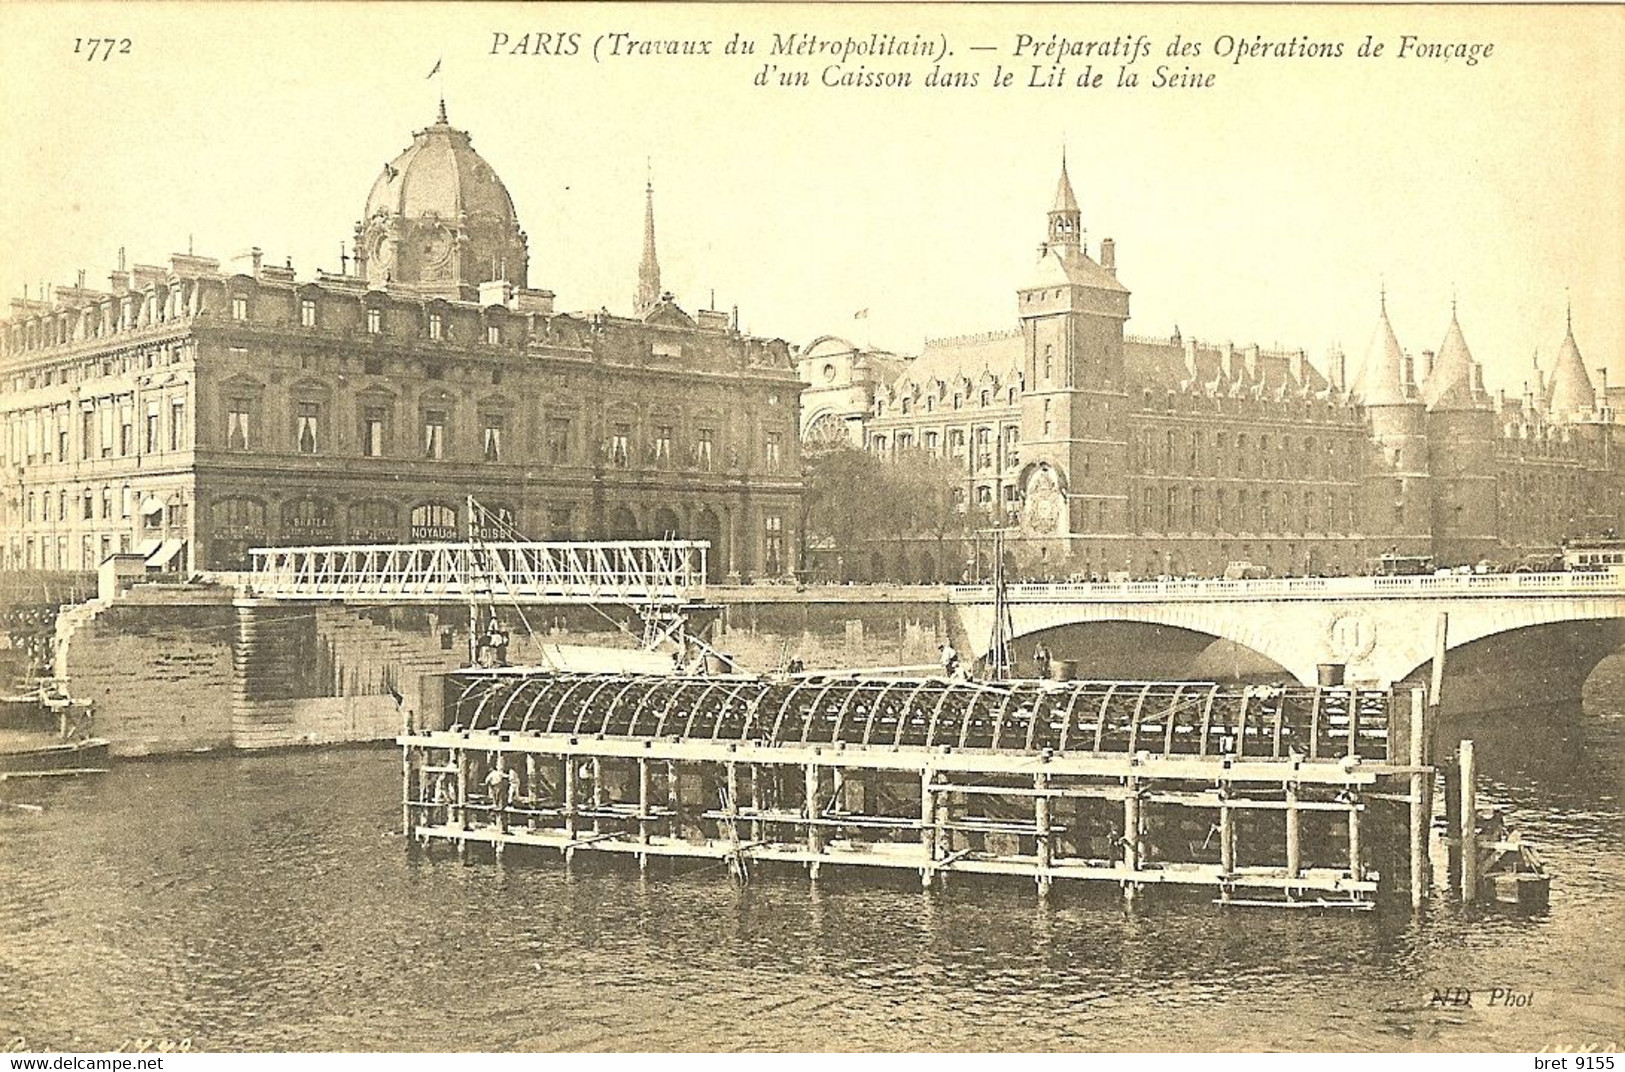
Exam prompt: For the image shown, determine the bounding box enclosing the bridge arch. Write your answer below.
[952,574,1624,712]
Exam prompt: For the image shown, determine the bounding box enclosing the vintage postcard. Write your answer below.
[0,1,1620,1057]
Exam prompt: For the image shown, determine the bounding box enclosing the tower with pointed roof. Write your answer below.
[352,101,530,300]
[1016,152,1130,552]
[1422,303,1499,563]
[635,167,662,317]
[1546,303,1597,421]
[1352,290,1432,553]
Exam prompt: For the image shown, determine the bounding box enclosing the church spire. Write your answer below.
[1047,148,1082,253]
[635,161,661,316]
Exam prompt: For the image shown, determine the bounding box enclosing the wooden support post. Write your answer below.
[1409,687,1429,909]
[1219,790,1235,877]
[563,755,579,842]
[401,746,414,842]
[1035,771,1052,897]
[805,763,821,849]
[494,753,509,835]
[637,758,652,867]
[667,760,682,840]
[921,768,937,889]
[455,749,469,831]
[525,754,539,830]
[1460,738,1478,905]
[1430,612,1449,711]
[590,756,604,836]
[455,748,470,861]
[1122,776,1140,905]
[1285,780,1301,881]
[1346,791,1362,878]
[805,763,822,878]
[748,764,763,842]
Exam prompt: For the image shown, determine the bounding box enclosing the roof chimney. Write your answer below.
[1100,237,1116,273]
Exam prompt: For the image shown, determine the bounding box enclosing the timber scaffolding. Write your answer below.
[400,672,1438,908]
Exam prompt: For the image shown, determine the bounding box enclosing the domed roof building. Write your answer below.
[353,101,529,299]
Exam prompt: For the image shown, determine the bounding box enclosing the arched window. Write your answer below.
[282,497,335,541]
[409,502,458,541]
[349,500,399,542]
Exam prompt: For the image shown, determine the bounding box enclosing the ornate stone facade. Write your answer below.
[809,158,1622,580]
[1,110,803,581]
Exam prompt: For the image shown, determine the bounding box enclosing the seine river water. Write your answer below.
[3,665,1621,1053]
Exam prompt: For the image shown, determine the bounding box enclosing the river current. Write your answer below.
[2,665,1620,1052]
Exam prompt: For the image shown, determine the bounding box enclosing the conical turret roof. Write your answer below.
[1546,312,1596,419]
[1422,306,1480,409]
[1351,294,1410,406]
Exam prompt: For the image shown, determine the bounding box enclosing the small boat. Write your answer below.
[0,681,109,779]
[1479,828,1551,911]
[0,735,111,778]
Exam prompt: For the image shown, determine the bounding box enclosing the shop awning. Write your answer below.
[135,538,163,558]
[145,538,185,571]
[139,497,166,517]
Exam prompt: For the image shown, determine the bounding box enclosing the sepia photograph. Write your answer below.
[0,0,1621,1056]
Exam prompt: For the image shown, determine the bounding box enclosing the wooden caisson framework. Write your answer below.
[401,671,1436,907]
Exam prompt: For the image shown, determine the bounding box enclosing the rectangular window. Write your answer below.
[423,410,446,459]
[99,405,114,458]
[120,405,132,455]
[763,514,784,576]
[81,409,94,460]
[765,431,782,471]
[654,424,673,463]
[300,299,317,328]
[231,295,247,321]
[486,324,502,345]
[482,417,503,462]
[82,489,94,520]
[227,399,251,450]
[366,308,382,335]
[101,487,112,520]
[364,407,385,458]
[546,417,571,464]
[170,399,185,451]
[57,425,68,460]
[924,431,939,454]
[144,403,159,453]
[696,428,715,471]
[611,424,631,468]
[296,401,320,454]
[121,486,133,519]
[428,313,443,340]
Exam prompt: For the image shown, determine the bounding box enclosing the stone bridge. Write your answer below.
[950,572,1625,713]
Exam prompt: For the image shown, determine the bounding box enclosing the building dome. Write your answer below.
[354,102,529,297]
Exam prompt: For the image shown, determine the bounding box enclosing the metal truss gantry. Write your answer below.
[248,540,708,604]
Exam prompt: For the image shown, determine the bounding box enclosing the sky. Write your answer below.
[1,3,1620,399]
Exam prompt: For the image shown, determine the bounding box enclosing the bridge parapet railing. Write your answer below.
[248,540,709,604]
[949,570,1624,603]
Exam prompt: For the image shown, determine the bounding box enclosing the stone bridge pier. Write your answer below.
[951,573,1625,716]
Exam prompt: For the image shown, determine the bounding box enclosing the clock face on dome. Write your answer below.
[422,226,453,266]
[370,234,393,272]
